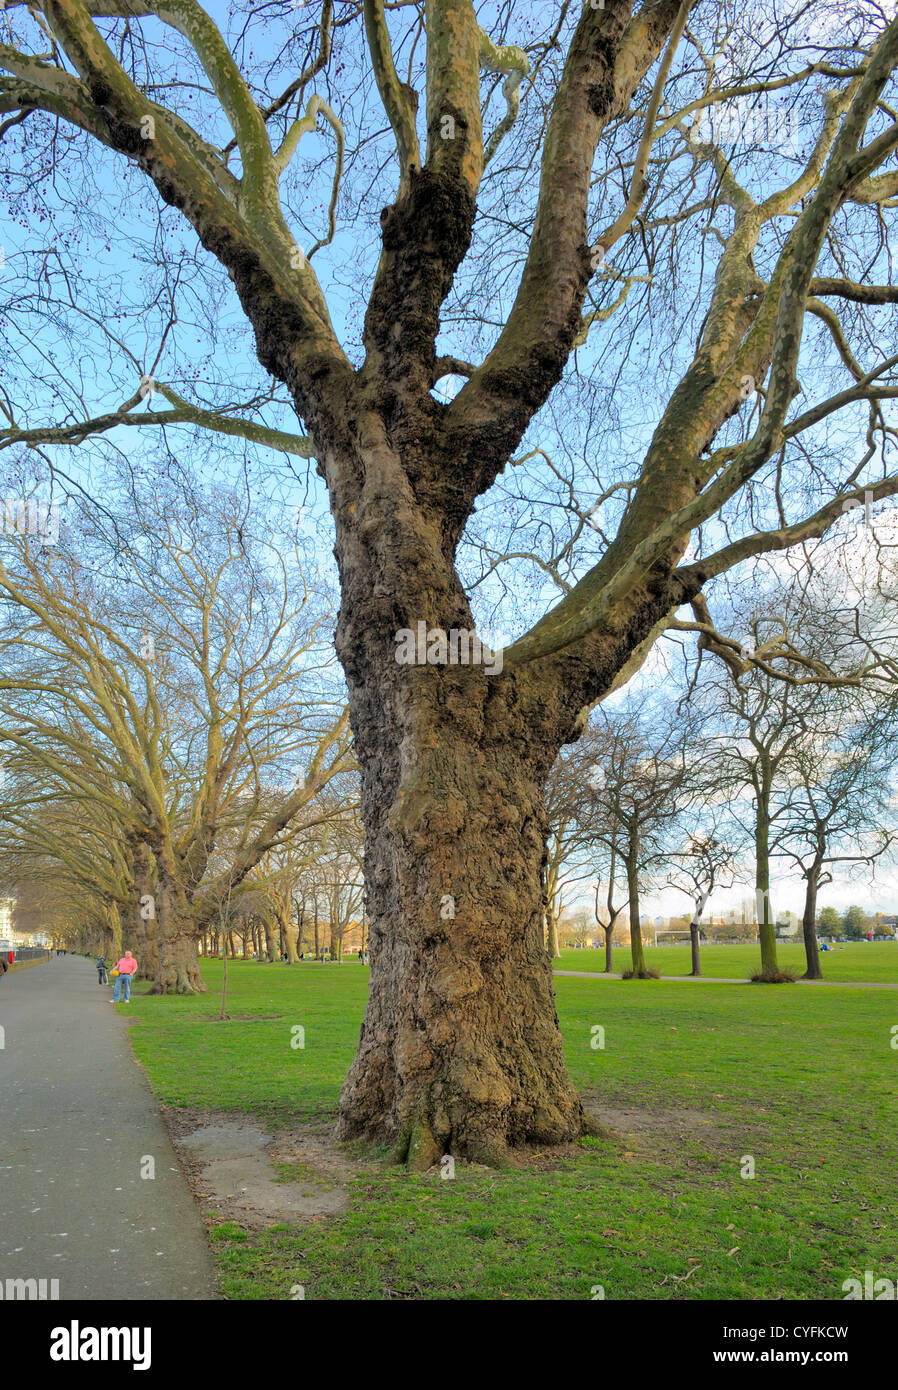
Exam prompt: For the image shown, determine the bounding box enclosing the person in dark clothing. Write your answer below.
[96,955,108,984]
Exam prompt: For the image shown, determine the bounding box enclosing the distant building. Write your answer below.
[0,897,24,946]
[341,920,365,953]
[655,916,692,943]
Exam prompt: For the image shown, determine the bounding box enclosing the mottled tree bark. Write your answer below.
[152,933,204,993]
[132,847,159,981]
[801,861,823,981]
[149,872,205,995]
[336,625,583,1165]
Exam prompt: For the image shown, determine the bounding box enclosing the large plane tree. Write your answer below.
[2,0,898,1165]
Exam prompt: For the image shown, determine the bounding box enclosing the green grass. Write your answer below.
[124,958,898,1300]
[126,964,362,1123]
[556,941,898,982]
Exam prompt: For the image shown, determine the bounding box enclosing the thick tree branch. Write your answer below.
[444,0,685,495]
[364,0,420,186]
[0,384,315,456]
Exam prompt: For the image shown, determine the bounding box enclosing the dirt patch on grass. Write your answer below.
[161,1099,727,1228]
[162,1106,362,1232]
[582,1099,725,1156]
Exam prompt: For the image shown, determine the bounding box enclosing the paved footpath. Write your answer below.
[0,954,217,1299]
[555,970,898,987]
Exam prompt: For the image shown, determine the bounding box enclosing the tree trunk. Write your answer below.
[604,925,613,974]
[149,872,206,994]
[153,930,204,994]
[755,789,780,978]
[689,918,701,976]
[133,847,159,981]
[544,857,562,959]
[336,700,583,1168]
[136,918,159,981]
[274,904,298,962]
[625,848,648,976]
[219,935,229,1019]
[546,907,561,959]
[801,864,823,981]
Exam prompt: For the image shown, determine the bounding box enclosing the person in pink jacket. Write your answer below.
[111,949,139,1003]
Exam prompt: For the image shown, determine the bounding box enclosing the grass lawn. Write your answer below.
[556,941,898,982]
[124,958,898,1300]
